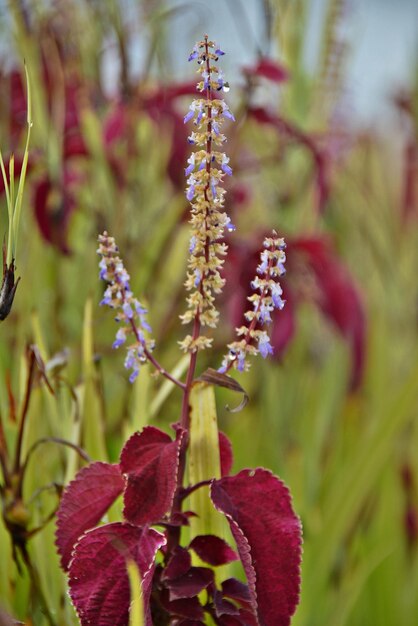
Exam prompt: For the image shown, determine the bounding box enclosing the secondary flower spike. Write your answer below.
[180,36,235,354]
[97,232,155,382]
[219,231,286,373]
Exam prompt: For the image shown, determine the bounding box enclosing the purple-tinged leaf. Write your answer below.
[174,621,205,626]
[69,522,165,626]
[213,590,240,617]
[221,579,252,606]
[189,535,238,566]
[162,547,192,581]
[160,591,204,620]
[166,567,214,601]
[219,610,258,626]
[219,431,233,476]
[211,469,302,626]
[120,426,184,525]
[56,462,125,571]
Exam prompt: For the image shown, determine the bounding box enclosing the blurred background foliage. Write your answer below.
[0,0,417,624]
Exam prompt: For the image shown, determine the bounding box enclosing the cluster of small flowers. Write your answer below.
[97,232,155,382]
[179,36,236,353]
[219,232,286,373]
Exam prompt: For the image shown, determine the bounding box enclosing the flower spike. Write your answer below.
[180,36,235,354]
[97,232,155,382]
[219,232,286,373]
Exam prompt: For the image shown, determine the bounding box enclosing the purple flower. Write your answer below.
[189,235,197,253]
[113,328,127,349]
[210,177,218,198]
[188,46,198,62]
[226,220,236,233]
[257,250,269,274]
[271,283,285,309]
[196,105,204,124]
[258,334,274,358]
[185,154,195,176]
[237,349,246,372]
[215,47,225,56]
[186,178,196,201]
[221,155,233,176]
[222,103,235,122]
[194,269,202,287]
[259,301,273,323]
[123,302,134,319]
[184,108,194,124]
[100,287,113,306]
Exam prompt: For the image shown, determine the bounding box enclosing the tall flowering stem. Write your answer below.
[219,232,287,373]
[180,35,235,427]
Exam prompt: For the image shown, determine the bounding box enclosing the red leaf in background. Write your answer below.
[290,236,366,388]
[189,535,238,566]
[219,430,234,476]
[211,469,302,626]
[249,106,330,213]
[0,69,27,148]
[56,462,125,571]
[244,58,289,83]
[120,426,184,526]
[33,172,77,254]
[69,522,165,626]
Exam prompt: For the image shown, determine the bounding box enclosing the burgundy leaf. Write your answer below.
[56,462,124,571]
[189,535,238,566]
[244,58,289,83]
[160,591,204,620]
[219,431,234,476]
[120,426,183,526]
[219,610,258,626]
[211,469,302,626]
[221,578,252,606]
[166,567,214,601]
[174,621,205,626]
[213,590,240,617]
[162,547,192,581]
[69,522,165,626]
[290,236,366,388]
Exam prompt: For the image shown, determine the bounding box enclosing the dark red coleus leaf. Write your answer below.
[162,547,192,581]
[56,462,125,571]
[189,535,238,566]
[120,425,184,526]
[173,619,205,626]
[159,591,204,620]
[69,522,165,626]
[221,578,252,606]
[211,469,302,626]
[166,567,214,601]
[219,431,234,476]
[213,589,240,617]
[244,58,289,83]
